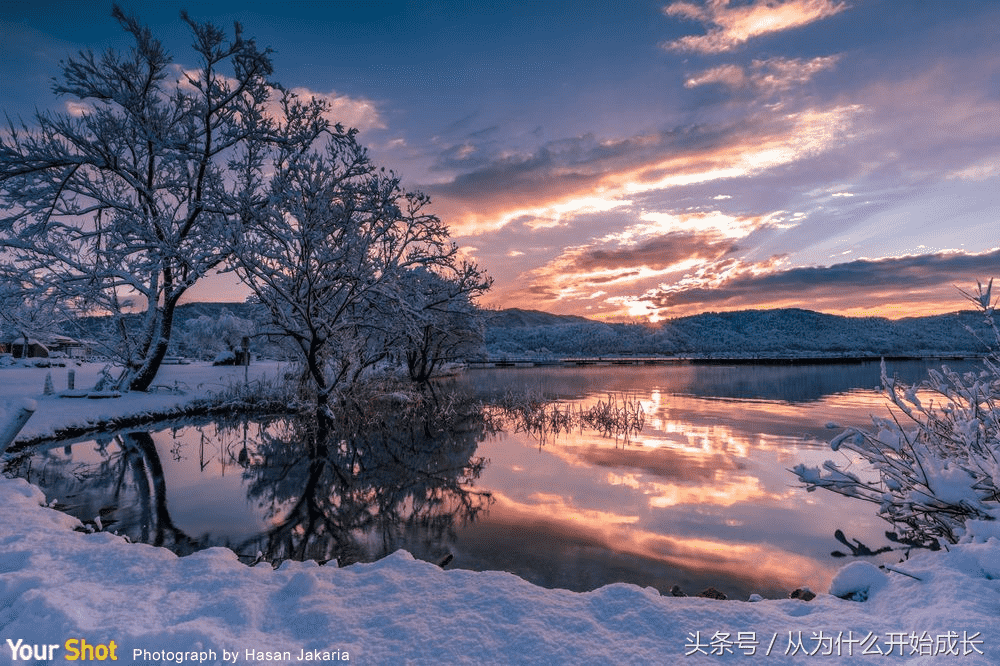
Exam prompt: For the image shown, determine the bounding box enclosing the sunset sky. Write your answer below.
[4,0,999,321]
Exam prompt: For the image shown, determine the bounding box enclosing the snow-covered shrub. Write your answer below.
[794,281,1000,550]
[206,373,297,413]
[486,390,645,445]
[828,561,889,601]
[212,350,238,366]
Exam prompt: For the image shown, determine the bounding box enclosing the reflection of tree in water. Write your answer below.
[119,432,206,553]
[5,393,492,568]
[235,393,492,567]
[5,431,206,555]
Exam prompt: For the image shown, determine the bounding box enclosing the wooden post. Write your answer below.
[0,398,37,455]
[241,336,250,384]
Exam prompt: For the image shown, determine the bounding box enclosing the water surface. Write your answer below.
[447,360,977,597]
[7,359,976,599]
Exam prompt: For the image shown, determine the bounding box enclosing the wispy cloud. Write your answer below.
[663,0,849,53]
[683,64,746,89]
[685,55,842,93]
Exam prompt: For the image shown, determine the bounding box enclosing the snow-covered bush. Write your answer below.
[212,350,238,366]
[828,561,889,601]
[794,281,1000,550]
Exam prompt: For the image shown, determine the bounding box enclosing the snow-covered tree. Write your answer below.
[231,129,489,424]
[394,266,490,383]
[180,309,257,360]
[0,7,323,390]
[0,276,66,357]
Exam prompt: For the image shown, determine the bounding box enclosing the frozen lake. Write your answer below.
[5,359,978,599]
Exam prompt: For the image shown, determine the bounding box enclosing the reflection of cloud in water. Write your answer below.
[469,364,912,596]
[643,392,881,446]
[523,491,640,526]
[467,491,831,597]
[645,476,775,509]
[576,442,735,481]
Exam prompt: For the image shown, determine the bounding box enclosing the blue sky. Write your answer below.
[4,1,999,320]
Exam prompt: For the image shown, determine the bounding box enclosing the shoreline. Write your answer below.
[469,353,985,368]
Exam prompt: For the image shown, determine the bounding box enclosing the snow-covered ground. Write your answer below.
[1,362,998,664]
[0,361,287,444]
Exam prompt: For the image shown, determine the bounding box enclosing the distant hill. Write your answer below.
[485,307,994,357]
[172,301,263,324]
[60,302,995,359]
[484,308,592,328]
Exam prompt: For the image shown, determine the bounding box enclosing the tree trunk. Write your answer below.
[125,295,180,392]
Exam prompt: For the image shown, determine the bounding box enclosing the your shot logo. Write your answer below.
[6,638,119,661]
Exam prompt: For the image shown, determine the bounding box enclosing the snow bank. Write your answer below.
[0,362,284,444]
[0,474,997,664]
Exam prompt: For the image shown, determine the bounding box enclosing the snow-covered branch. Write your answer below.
[794,282,1000,550]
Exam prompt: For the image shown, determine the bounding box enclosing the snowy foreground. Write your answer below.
[1,363,999,664]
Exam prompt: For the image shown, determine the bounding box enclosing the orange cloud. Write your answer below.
[492,219,757,318]
[433,104,861,238]
[663,0,850,53]
[492,245,1000,321]
[640,248,1000,318]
